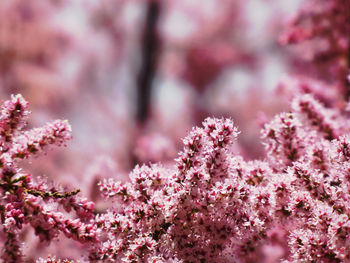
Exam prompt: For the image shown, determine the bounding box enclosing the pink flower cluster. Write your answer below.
[2,91,349,262]
[0,0,349,262]
[94,93,350,262]
[0,95,96,262]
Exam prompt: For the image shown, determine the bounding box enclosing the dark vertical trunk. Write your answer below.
[136,0,161,125]
[131,0,161,167]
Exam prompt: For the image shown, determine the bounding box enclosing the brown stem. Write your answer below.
[25,188,80,199]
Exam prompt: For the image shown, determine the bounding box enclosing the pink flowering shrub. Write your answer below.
[3,92,349,262]
[0,0,349,262]
[0,95,96,262]
[92,91,350,262]
[1,89,350,262]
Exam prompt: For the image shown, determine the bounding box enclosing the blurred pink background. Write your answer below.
[0,0,307,209]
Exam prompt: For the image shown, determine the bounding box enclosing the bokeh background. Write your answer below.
[1,0,317,259]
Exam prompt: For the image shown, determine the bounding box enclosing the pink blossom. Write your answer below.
[0,95,97,262]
